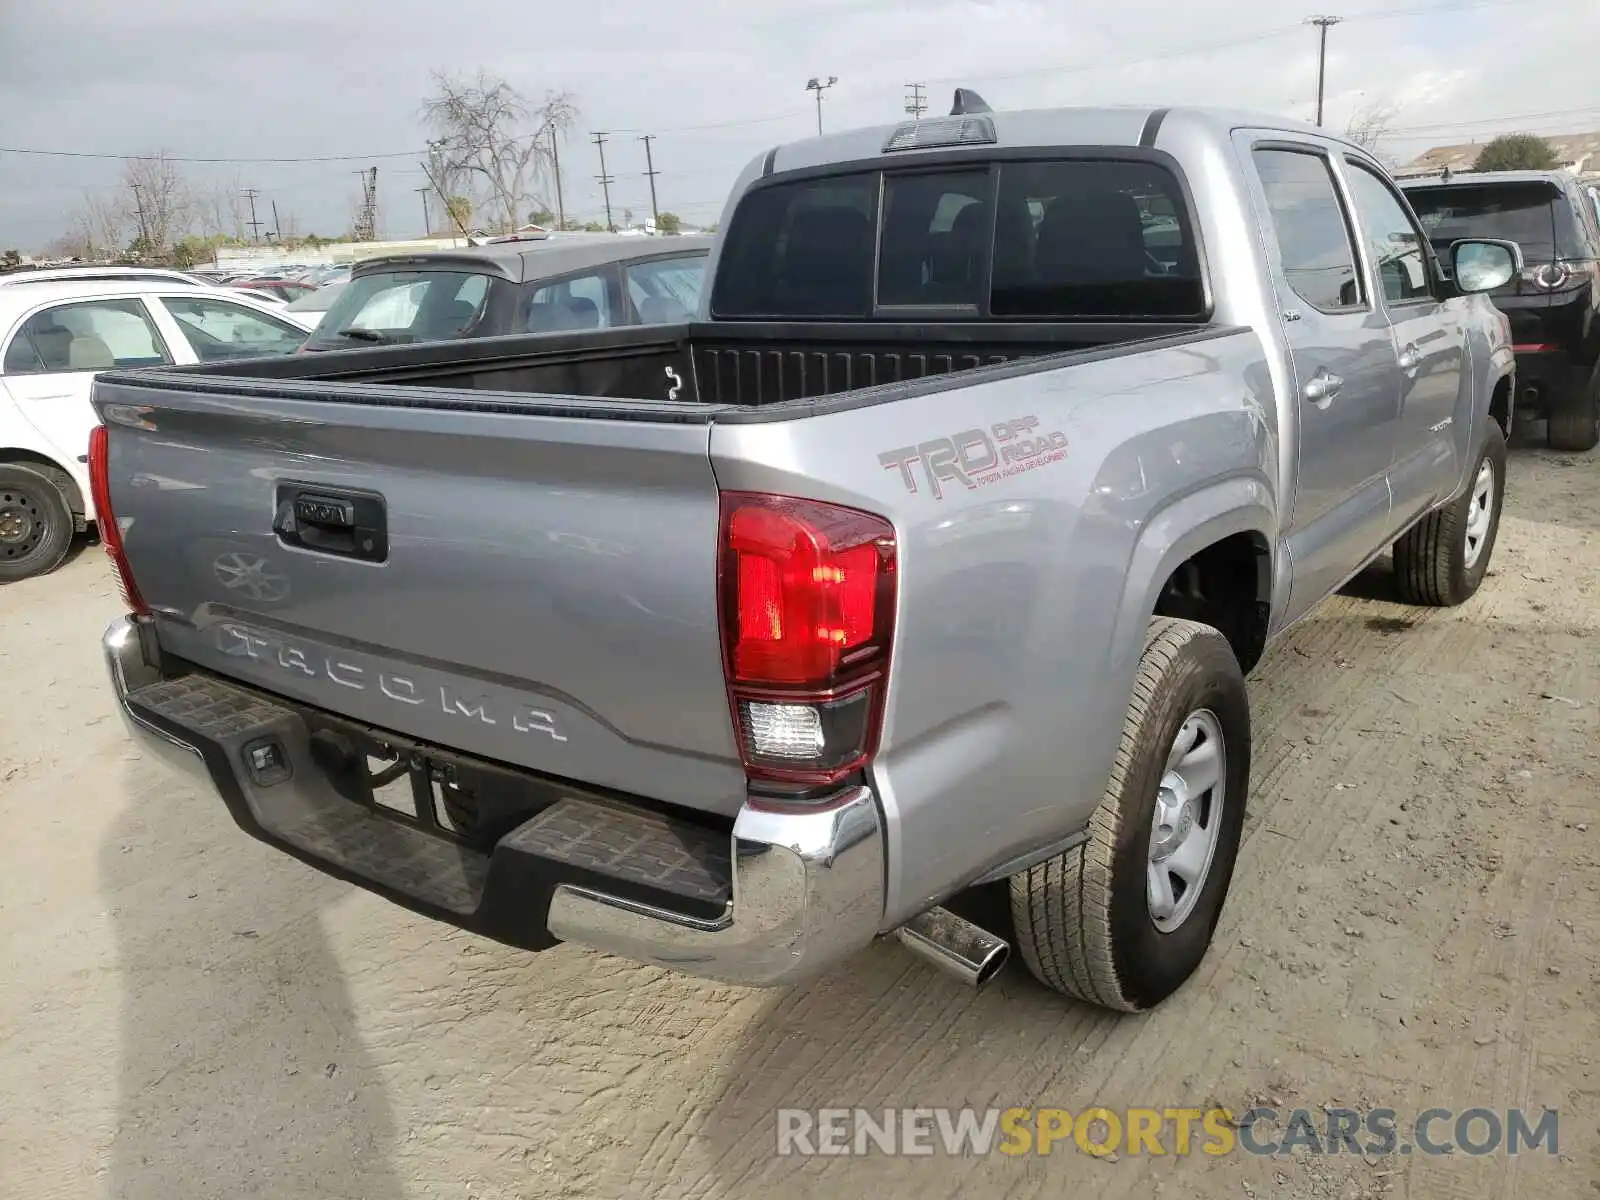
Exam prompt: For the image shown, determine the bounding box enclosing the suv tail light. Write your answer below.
[718,492,897,790]
[1520,259,1596,292]
[87,423,150,617]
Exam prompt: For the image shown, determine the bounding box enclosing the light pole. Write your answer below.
[1305,15,1343,127]
[806,76,838,136]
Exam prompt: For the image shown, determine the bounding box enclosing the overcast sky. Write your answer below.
[2,0,1596,252]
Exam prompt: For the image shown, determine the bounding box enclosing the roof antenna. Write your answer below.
[950,88,993,116]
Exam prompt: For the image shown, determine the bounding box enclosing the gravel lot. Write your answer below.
[2,435,1596,1200]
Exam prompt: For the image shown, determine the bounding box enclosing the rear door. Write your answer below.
[1,296,179,472]
[151,293,310,361]
[1242,139,1404,622]
[1340,156,1465,518]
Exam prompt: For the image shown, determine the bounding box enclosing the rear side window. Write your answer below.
[306,269,497,348]
[711,158,1203,320]
[526,271,615,331]
[3,299,171,374]
[1253,149,1362,313]
[625,254,706,323]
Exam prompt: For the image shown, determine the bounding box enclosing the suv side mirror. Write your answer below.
[1450,239,1522,293]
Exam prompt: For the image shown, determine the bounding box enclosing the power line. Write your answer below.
[1386,103,1600,135]
[0,0,1574,172]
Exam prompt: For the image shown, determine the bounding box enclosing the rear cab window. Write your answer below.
[305,267,504,348]
[710,156,1205,321]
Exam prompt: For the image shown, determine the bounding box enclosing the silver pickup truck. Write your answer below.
[94,97,1520,1013]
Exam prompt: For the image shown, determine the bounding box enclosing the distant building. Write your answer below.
[1396,130,1600,180]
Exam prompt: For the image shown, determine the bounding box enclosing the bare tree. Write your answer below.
[194,174,250,242]
[122,151,192,254]
[1346,97,1400,155]
[421,69,579,234]
[69,191,131,259]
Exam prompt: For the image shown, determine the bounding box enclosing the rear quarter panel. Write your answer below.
[710,330,1278,926]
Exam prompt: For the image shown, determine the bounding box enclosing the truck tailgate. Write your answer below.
[96,377,746,817]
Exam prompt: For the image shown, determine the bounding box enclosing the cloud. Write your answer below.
[1,0,1595,250]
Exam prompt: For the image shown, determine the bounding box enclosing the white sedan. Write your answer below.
[0,279,315,581]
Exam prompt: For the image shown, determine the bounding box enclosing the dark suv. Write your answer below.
[1402,171,1600,450]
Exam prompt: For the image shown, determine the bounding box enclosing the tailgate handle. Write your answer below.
[274,484,389,563]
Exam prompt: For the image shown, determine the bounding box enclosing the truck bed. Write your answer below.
[154,319,1214,411]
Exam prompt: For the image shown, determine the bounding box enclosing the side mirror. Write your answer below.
[1450,239,1523,294]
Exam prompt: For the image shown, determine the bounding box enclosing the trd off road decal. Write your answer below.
[878,416,1068,499]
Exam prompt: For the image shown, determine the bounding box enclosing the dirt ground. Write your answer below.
[2,434,1596,1200]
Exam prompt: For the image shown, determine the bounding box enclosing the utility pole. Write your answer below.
[242,187,263,244]
[640,135,661,230]
[550,126,565,230]
[418,159,469,238]
[271,199,282,242]
[592,132,615,232]
[353,168,379,242]
[806,76,838,136]
[130,183,150,253]
[415,186,431,236]
[1305,15,1343,127]
[904,82,927,121]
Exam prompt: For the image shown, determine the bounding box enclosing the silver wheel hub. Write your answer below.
[1147,709,1226,933]
[1463,458,1494,569]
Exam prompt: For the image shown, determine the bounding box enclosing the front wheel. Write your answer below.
[1392,423,1507,607]
[1009,618,1251,1012]
[0,463,75,583]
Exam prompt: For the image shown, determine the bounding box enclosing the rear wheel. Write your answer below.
[0,463,74,583]
[1392,423,1506,606]
[1547,363,1600,452]
[1009,618,1250,1012]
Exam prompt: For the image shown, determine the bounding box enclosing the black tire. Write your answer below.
[1009,618,1251,1012]
[0,463,75,583]
[1546,363,1600,452]
[1392,423,1507,606]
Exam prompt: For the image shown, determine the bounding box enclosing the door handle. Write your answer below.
[1303,370,1344,405]
[1398,345,1421,372]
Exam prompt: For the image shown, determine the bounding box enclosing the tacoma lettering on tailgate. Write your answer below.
[214,622,568,742]
[879,416,1068,499]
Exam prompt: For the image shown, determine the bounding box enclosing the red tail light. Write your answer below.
[87,423,150,617]
[718,492,897,790]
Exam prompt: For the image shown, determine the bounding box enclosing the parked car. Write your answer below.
[1401,169,1600,450]
[0,280,314,580]
[93,100,1516,1013]
[300,236,712,351]
[283,280,347,329]
[233,278,319,304]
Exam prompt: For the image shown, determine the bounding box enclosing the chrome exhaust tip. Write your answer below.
[894,906,1010,989]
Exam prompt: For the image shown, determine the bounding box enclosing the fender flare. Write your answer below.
[1106,474,1277,684]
